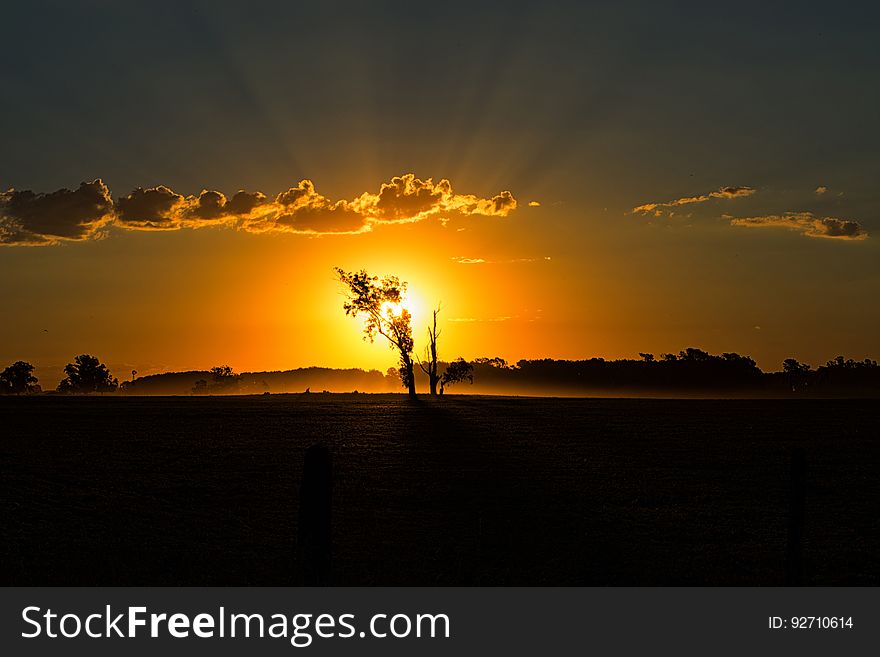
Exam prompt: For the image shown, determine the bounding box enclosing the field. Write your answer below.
[2,394,878,585]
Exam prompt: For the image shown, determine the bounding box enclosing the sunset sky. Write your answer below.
[2,1,879,384]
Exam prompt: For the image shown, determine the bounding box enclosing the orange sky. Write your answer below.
[2,173,878,387]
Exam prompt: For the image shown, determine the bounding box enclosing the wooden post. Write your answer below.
[298,443,332,585]
[785,447,806,585]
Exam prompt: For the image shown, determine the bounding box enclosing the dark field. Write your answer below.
[2,395,878,585]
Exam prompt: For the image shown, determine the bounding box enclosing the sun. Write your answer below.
[380,291,425,327]
[380,300,404,317]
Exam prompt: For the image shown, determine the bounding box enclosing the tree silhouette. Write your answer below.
[57,355,118,394]
[210,365,239,393]
[211,365,234,379]
[335,267,417,398]
[679,347,712,362]
[440,358,474,395]
[783,358,811,392]
[783,358,811,374]
[0,361,38,395]
[474,357,509,369]
[190,366,238,394]
[418,306,442,396]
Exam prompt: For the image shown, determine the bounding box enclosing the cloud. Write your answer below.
[354,174,517,223]
[226,190,268,216]
[449,189,517,217]
[528,201,541,207]
[712,186,756,199]
[633,185,755,215]
[1,174,517,246]
[0,180,114,245]
[815,186,828,195]
[448,316,514,323]
[451,255,551,265]
[185,189,266,223]
[360,174,449,223]
[115,187,274,231]
[729,212,868,240]
[235,180,369,235]
[115,186,185,230]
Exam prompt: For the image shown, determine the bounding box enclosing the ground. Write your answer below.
[1,394,878,585]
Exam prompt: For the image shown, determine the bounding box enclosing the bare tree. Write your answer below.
[418,306,442,396]
[335,267,417,399]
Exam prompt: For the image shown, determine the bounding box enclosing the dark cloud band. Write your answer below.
[0,174,517,246]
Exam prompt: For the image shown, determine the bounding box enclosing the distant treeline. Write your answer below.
[119,349,880,397]
[456,352,880,397]
[124,366,393,396]
[3,348,879,396]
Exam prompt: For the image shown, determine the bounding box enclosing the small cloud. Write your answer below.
[528,200,541,207]
[713,186,756,199]
[754,325,761,330]
[729,212,868,240]
[449,316,514,323]
[633,185,756,215]
[451,255,550,265]
[815,186,828,195]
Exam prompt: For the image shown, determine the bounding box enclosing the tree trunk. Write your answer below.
[406,360,417,399]
[426,307,440,396]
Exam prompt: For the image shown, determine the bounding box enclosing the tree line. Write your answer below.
[3,350,879,397]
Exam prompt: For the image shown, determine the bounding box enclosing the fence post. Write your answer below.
[784,447,806,585]
[298,443,332,585]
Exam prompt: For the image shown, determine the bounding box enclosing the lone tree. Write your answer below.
[418,306,442,396]
[0,361,38,394]
[335,267,417,399]
[57,354,118,394]
[440,358,474,395]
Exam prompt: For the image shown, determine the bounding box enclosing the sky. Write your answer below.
[2,0,879,385]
